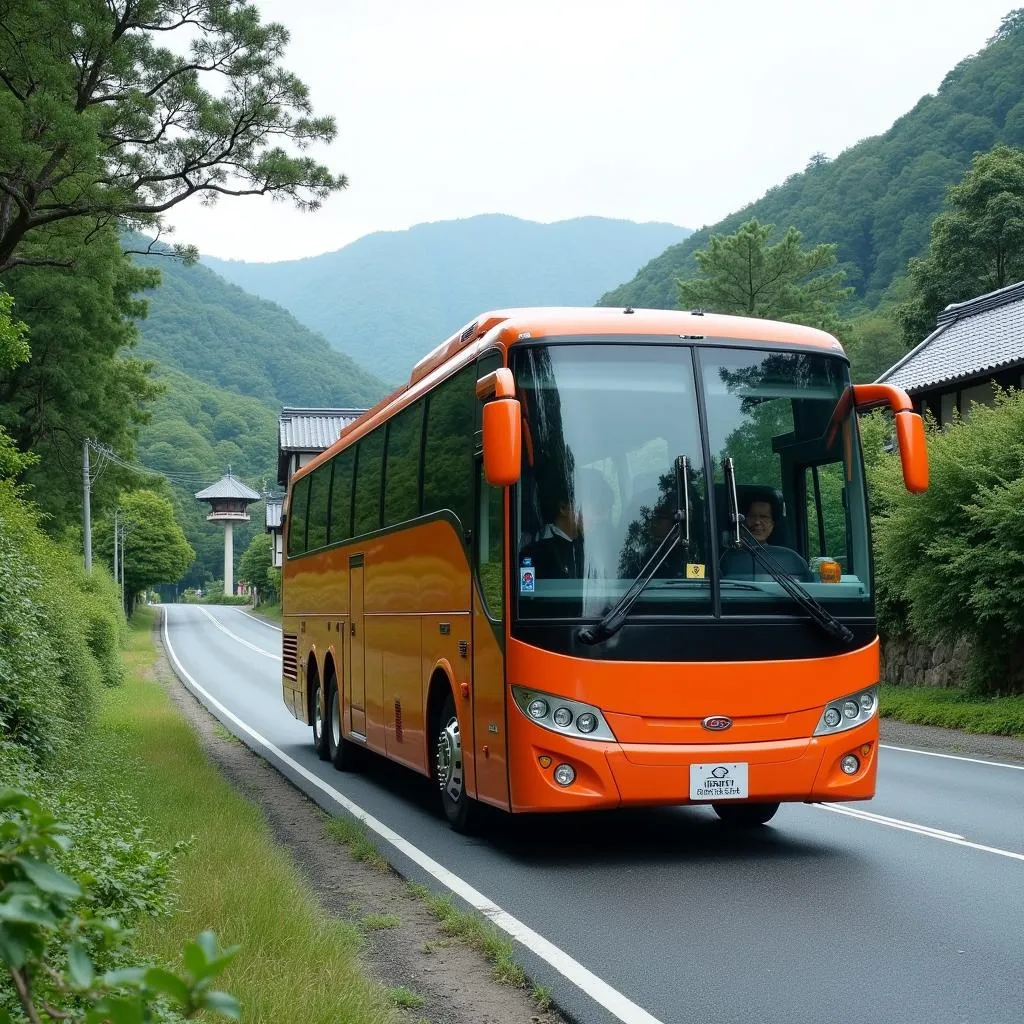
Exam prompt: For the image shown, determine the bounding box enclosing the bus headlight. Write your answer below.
[512,686,615,742]
[814,685,879,736]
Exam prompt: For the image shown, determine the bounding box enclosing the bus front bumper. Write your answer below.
[507,715,878,813]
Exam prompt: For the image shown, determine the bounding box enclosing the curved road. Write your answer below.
[160,604,1024,1024]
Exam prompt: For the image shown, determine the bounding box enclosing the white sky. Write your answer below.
[164,0,1017,262]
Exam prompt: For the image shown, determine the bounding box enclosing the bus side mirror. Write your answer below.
[477,367,522,487]
[851,384,929,494]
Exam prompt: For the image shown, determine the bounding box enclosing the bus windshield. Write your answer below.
[511,340,871,622]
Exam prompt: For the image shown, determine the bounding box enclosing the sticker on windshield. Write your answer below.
[686,563,706,579]
[519,559,535,593]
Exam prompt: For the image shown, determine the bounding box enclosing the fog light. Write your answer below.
[859,692,875,713]
[553,763,575,786]
[576,713,597,734]
[842,700,859,719]
[553,707,573,728]
[840,754,860,775]
[824,707,841,728]
[528,699,548,719]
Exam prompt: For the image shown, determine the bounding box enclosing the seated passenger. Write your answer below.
[721,498,814,582]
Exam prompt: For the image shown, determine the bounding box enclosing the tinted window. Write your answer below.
[352,429,385,536]
[422,367,474,529]
[477,466,504,620]
[306,463,331,551]
[383,403,423,526]
[287,475,310,558]
[329,448,355,543]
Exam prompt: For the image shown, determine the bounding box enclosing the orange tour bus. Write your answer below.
[280,307,927,831]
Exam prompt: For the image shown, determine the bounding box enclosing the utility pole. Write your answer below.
[82,438,92,572]
[113,507,119,594]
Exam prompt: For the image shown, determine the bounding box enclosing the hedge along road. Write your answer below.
[161,603,1024,1024]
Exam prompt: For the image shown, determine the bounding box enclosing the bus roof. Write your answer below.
[289,306,843,490]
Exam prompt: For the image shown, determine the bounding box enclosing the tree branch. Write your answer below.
[8,966,44,1024]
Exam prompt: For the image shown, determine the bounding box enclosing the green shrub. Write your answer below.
[870,390,1024,693]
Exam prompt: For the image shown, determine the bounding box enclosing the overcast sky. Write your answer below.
[164,0,1017,263]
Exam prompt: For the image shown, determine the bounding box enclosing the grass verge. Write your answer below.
[327,814,554,1013]
[880,684,1024,737]
[76,607,396,1024]
[255,603,281,623]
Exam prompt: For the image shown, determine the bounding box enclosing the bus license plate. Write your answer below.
[689,763,748,800]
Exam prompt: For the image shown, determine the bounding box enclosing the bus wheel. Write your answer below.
[713,801,780,827]
[311,675,330,761]
[326,673,357,772]
[433,692,476,833]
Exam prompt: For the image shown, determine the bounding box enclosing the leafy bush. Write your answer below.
[880,685,1024,736]
[870,390,1024,692]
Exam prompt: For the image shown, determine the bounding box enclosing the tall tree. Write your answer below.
[0,0,346,271]
[0,220,161,524]
[898,144,1024,344]
[95,489,194,611]
[676,220,853,335]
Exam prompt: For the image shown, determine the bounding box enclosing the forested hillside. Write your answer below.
[204,215,689,384]
[131,238,388,407]
[600,13,1024,310]
[137,368,279,590]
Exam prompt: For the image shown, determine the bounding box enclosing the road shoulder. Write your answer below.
[881,717,1024,764]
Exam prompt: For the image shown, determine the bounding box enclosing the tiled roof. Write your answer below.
[265,499,282,530]
[878,281,1024,393]
[194,473,262,502]
[278,408,367,452]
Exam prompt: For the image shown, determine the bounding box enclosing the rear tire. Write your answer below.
[311,675,329,762]
[326,674,358,771]
[433,691,478,834]
[713,801,780,827]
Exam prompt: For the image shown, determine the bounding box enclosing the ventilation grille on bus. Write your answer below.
[394,699,403,743]
[282,634,298,681]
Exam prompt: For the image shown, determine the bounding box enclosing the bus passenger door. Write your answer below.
[348,554,367,737]
[471,460,510,810]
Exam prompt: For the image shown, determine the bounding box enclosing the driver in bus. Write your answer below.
[521,469,614,580]
[721,495,814,581]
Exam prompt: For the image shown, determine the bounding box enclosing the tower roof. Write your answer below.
[195,473,262,503]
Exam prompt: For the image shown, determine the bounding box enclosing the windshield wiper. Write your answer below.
[578,455,691,645]
[722,457,855,647]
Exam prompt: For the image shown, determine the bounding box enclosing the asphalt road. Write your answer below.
[160,603,1024,1024]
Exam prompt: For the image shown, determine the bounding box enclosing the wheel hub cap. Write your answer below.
[436,716,463,801]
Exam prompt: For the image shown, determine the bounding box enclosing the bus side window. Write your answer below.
[423,367,475,531]
[306,462,331,551]
[352,428,386,537]
[329,449,355,544]
[287,474,310,558]
[477,464,504,620]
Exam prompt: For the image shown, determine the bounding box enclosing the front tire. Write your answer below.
[311,675,329,761]
[326,674,358,771]
[713,801,780,827]
[433,692,478,833]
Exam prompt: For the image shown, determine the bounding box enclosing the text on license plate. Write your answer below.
[689,762,748,800]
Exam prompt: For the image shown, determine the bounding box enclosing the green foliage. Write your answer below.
[600,12,1024,309]
[879,685,1024,737]
[844,311,908,384]
[676,220,853,334]
[0,289,30,479]
[95,492,194,611]
[0,787,239,1023]
[237,534,277,604]
[0,480,127,763]
[871,390,1024,692]
[0,222,161,527]
[0,0,343,271]
[203,215,689,384]
[898,144,1024,343]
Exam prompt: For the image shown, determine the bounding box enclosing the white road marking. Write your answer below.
[162,606,666,1024]
[235,607,283,631]
[881,743,1024,771]
[198,607,281,661]
[814,803,1024,862]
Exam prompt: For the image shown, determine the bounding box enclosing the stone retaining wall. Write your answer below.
[880,635,972,688]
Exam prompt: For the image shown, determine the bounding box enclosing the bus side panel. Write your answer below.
[382,622,425,772]
[471,598,510,810]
